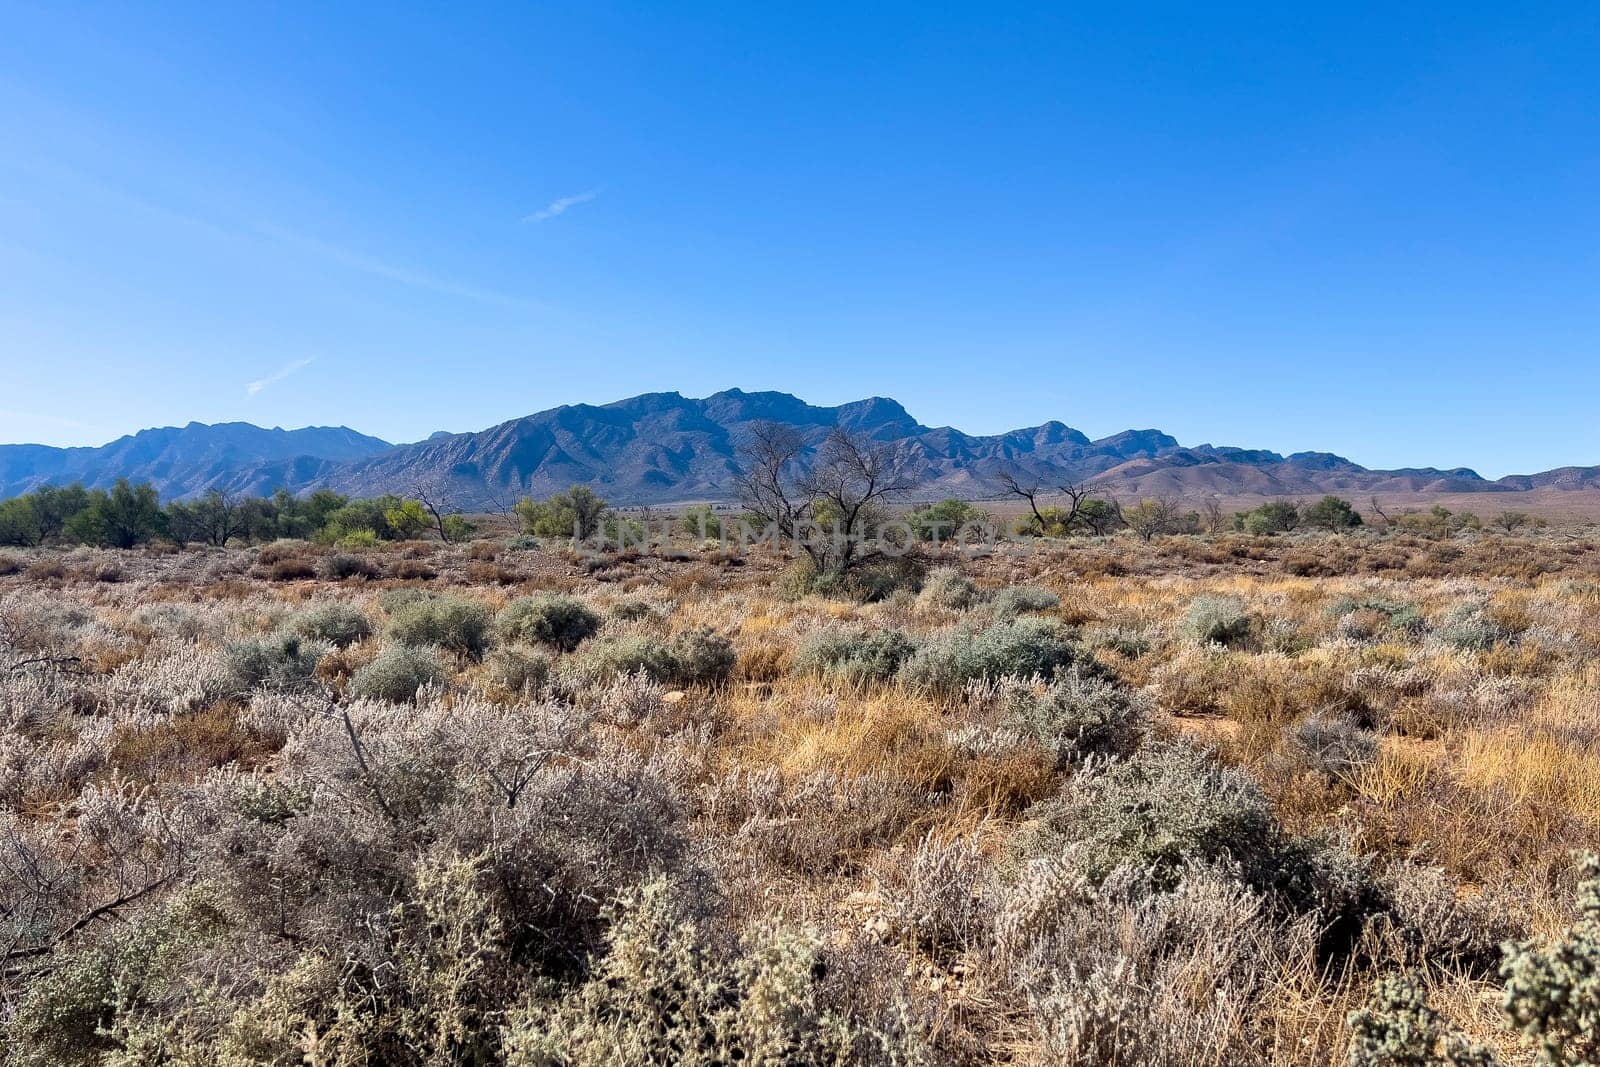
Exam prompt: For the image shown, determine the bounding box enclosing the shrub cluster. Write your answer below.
[792,628,919,687]
[900,617,1092,695]
[386,594,493,658]
[581,627,737,687]
[348,643,447,702]
[495,595,603,652]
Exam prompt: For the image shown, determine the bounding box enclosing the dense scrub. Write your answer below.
[2,526,1599,1064]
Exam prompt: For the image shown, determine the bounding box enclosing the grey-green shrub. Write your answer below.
[1433,603,1512,653]
[378,587,432,615]
[1181,596,1253,647]
[792,628,918,687]
[1346,973,1496,1067]
[1083,624,1152,659]
[666,627,736,686]
[1329,597,1427,637]
[290,602,373,647]
[917,566,978,611]
[581,634,680,683]
[1007,669,1148,765]
[348,644,447,702]
[386,594,493,658]
[1016,741,1376,935]
[482,645,553,695]
[319,552,382,581]
[222,632,328,696]
[988,585,1060,622]
[496,595,602,652]
[1499,852,1600,1065]
[1288,713,1378,779]
[900,618,1089,695]
[581,628,735,687]
[502,878,930,1065]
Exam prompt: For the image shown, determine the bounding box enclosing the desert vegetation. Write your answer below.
[1,496,1599,1064]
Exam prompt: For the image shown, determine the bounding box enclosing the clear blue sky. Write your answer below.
[1,3,1596,478]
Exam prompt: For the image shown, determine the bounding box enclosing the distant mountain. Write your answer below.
[0,423,392,500]
[0,392,1594,505]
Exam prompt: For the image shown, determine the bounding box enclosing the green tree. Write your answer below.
[678,504,724,540]
[1303,495,1363,530]
[1234,499,1301,535]
[66,480,166,548]
[516,486,609,540]
[383,499,432,541]
[166,490,249,546]
[905,498,990,541]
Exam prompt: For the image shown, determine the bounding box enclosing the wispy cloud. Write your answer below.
[256,225,536,309]
[247,357,315,396]
[0,408,107,443]
[523,188,601,223]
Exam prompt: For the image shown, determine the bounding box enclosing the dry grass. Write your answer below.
[2,525,1598,1063]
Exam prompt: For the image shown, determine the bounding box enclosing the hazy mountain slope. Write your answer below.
[1,391,1592,505]
[0,423,393,500]
[241,389,1526,506]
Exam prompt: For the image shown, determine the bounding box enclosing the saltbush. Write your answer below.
[496,595,602,652]
[1017,741,1377,938]
[792,628,918,687]
[900,618,1090,695]
[917,566,978,611]
[320,552,382,580]
[290,602,373,648]
[1346,973,1496,1067]
[1180,596,1253,647]
[1007,669,1149,765]
[348,644,447,702]
[1499,852,1600,1065]
[222,632,329,696]
[988,585,1060,622]
[481,645,553,695]
[386,594,493,658]
[1433,603,1513,653]
[580,628,736,687]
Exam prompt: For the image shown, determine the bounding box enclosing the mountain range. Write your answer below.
[2,390,1596,506]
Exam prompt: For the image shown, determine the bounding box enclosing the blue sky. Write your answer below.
[1,3,1596,477]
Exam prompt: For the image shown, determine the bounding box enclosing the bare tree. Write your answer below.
[998,470,1048,533]
[799,428,915,570]
[734,422,811,547]
[1000,470,1108,536]
[735,423,912,571]
[411,480,466,543]
[1055,478,1107,530]
[1201,496,1226,536]
[1369,496,1393,530]
[1124,497,1180,542]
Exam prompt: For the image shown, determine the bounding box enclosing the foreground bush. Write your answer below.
[1346,973,1495,1067]
[792,628,918,687]
[387,594,493,658]
[349,644,447,702]
[291,602,374,647]
[496,595,602,652]
[581,628,736,687]
[1500,852,1600,1065]
[900,618,1091,695]
[502,879,930,1066]
[1007,670,1149,765]
[1180,596,1253,647]
[988,585,1059,621]
[917,567,978,610]
[223,633,328,696]
[1016,741,1376,940]
[482,645,553,695]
